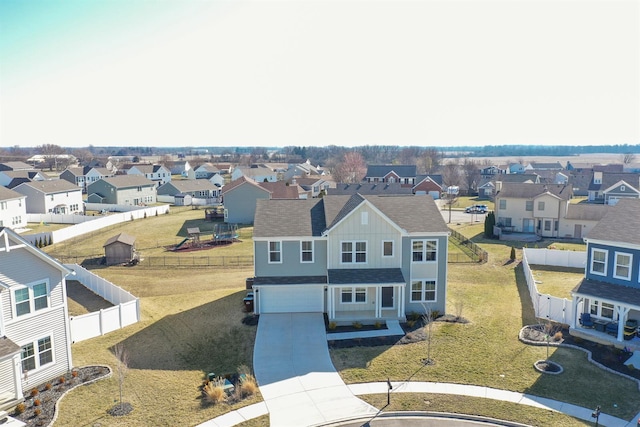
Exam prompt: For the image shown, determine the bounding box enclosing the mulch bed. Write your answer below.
[11,366,111,427]
[521,324,640,380]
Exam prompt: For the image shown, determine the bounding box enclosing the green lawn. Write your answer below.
[530,265,584,299]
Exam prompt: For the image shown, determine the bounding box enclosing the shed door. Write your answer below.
[574,224,582,239]
[259,285,324,313]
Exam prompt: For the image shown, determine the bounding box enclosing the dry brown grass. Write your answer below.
[202,381,226,404]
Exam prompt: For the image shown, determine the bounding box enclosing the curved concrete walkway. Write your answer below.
[197,314,639,427]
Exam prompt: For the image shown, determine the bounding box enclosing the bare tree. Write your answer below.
[420,303,435,366]
[461,158,481,195]
[72,148,93,165]
[441,160,463,188]
[622,153,637,164]
[416,148,441,174]
[36,144,66,171]
[114,343,129,409]
[331,151,367,183]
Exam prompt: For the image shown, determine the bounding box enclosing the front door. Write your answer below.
[574,224,582,239]
[381,287,394,308]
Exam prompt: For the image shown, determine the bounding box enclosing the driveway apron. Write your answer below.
[254,313,378,427]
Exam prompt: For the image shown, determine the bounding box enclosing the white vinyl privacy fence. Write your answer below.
[23,205,170,246]
[65,264,140,343]
[522,248,586,325]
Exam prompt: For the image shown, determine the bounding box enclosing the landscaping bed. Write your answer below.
[12,366,111,427]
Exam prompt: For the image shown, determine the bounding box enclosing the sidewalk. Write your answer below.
[197,380,640,427]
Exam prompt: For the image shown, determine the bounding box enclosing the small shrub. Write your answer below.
[374,321,382,329]
[30,388,39,397]
[34,408,42,416]
[14,403,26,415]
[34,399,41,406]
[45,383,52,390]
[59,376,66,384]
[408,311,421,321]
[239,373,258,397]
[202,381,225,404]
[328,321,337,331]
[431,310,440,320]
[72,370,79,378]
[553,331,563,341]
[406,320,416,328]
[510,246,516,261]
[144,212,147,219]
[352,321,363,329]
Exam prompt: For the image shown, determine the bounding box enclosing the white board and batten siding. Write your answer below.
[0,246,73,391]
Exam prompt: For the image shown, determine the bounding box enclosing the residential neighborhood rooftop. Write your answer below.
[17,179,80,193]
[585,198,640,246]
[496,182,572,200]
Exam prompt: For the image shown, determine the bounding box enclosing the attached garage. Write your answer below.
[255,285,324,314]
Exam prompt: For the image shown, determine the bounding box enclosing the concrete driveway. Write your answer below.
[254,313,378,427]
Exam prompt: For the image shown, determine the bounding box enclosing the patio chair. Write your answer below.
[579,313,594,328]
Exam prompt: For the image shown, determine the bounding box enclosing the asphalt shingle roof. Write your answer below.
[588,173,640,191]
[330,183,412,195]
[573,277,640,306]
[564,204,611,221]
[495,183,572,200]
[163,179,218,192]
[254,198,326,237]
[0,186,25,201]
[328,268,405,284]
[104,233,136,247]
[99,175,156,188]
[19,179,80,193]
[253,276,327,285]
[585,198,640,246]
[0,336,21,358]
[366,165,417,178]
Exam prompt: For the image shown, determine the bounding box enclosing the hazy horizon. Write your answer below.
[1,0,638,149]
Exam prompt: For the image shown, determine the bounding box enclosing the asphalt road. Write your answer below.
[439,208,486,226]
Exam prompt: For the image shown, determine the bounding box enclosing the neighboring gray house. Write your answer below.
[189,163,220,179]
[0,161,35,172]
[126,164,171,186]
[251,194,449,322]
[59,166,114,192]
[221,177,300,224]
[14,180,83,214]
[157,179,221,199]
[364,165,417,186]
[0,227,74,410]
[231,164,277,183]
[87,175,156,206]
[104,233,137,265]
[170,161,191,177]
[588,172,640,204]
[0,170,47,188]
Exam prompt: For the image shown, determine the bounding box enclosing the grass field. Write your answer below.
[530,265,585,299]
[45,207,637,426]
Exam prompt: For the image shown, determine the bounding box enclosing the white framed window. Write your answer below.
[13,281,49,318]
[590,248,608,276]
[601,302,614,319]
[538,201,545,211]
[621,185,626,191]
[614,251,632,280]
[499,199,506,209]
[589,299,599,315]
[341,287,367,303]
[410,280,437,302]
[341,241,367,264]
[301,241,313,263]
[361,211,368,225]
[412,240,437,262]
[21,335,54,373]
[525,201,533,211]
[382,241,394,257]
[268,241,282,263]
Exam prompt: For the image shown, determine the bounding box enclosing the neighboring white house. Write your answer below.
[170,161,191,177]
[0,186,27,229]
[231,165,278,183]
[126,164,171,186]
[14,180,84,214]
[0,227,74,410]
[208,173,225,187]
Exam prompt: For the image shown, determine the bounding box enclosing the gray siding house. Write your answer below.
[87,175,157,206]
[221,177,272,224]
[157,179,220,199]
[251,194,449,323]
[0,227,74,409]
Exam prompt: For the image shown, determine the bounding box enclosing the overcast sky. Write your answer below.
[1,0,638,149]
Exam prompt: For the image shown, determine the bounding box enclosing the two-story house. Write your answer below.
[571,199,640,345]
[59,166,114,193]
[494,182,573,237]
[251,194,449,323]
[87,176,156,206]
[231,164,278,183]
[587,171,640,204]
[14,180,84,215]
[0,187,27,229]
[364,165,417,187]
[188,163,220,180]
[0,227,74,409]
[126,164,171,187]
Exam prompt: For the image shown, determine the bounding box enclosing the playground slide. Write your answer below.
[175,237,190,249]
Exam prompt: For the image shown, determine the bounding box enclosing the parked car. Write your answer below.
[465,204,488,214]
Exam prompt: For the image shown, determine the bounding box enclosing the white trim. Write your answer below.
[10,279,50,320]
[18,332,56,376]
[340,240,368,265]
[323,199,406,236]
[589,247,608,277]
[300,240,314,263]
[267,241,282,264]
[613,251,633,281]
[382,240,394,258]
[340,287,367,304]
[411,239,438,263]
[602,179,640,195]
[585,238,640,252]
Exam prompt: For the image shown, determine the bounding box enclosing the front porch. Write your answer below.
[570,325,640,351]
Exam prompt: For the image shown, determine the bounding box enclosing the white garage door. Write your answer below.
[258,285,324,313]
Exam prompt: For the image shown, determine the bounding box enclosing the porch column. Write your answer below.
[13,353,23,400]
[616,305,631,342]
[570,296,581,329]
[375,286,381,318]
[398,285,405,318]
[327,287,334,320]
